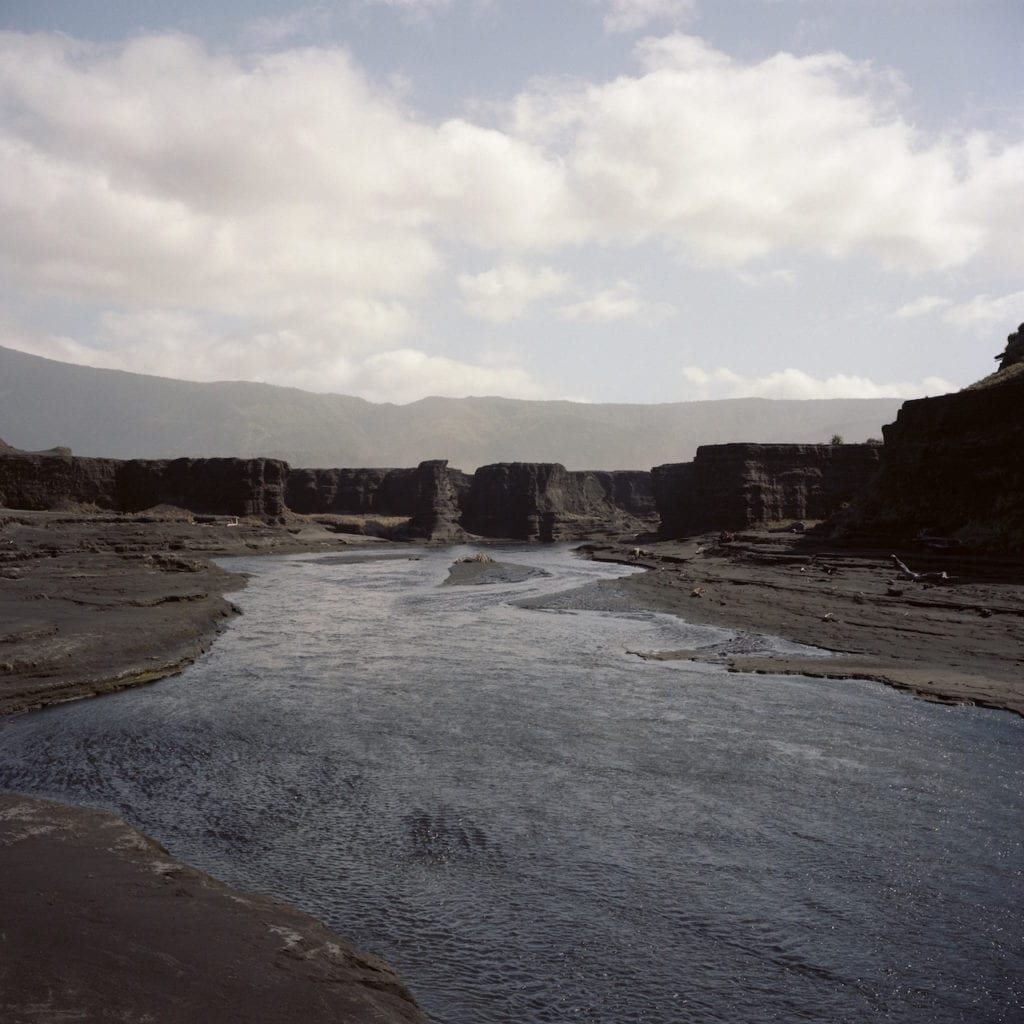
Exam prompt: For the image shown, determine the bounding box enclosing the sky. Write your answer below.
[0,0,1021,405]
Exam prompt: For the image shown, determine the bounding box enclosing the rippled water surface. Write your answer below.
[1,545,1021,1023]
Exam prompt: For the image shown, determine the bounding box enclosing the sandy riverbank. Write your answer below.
[0,508,391,716]
[3,509,1021,720]
[587,531,1024,717]
[0,792,428,1024]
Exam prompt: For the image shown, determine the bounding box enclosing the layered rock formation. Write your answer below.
[462,463,656,541]
[117,458,289,518]
[0,443,288,520]
[285,466,450,517]
[0,443,656,541]
[839,358,1024,550]
[0,448,120,511]
[285,461,656,541]
[286,467,394,515]
[654,443,882,536]
[400,460,472,541]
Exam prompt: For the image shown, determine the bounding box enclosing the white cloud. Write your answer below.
[358,0,453,13]
[511,34,1018,271]
[4,325,544,403]
[894,295,951,318]
[942,290,1024,327]
[738,267,798,288]
[458,263,570,322]
[558,280,675,323]
[680,366,955,401]
[0,28,1021,399]
[351,348,546,403]
[893,290,1024,329]
[600,0,697,34]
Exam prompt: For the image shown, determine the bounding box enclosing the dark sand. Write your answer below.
[586,532,1024,717]
[444,556,550,586]
[0,793,427,1024]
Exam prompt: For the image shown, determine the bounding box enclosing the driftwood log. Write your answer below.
[890,554,959,585]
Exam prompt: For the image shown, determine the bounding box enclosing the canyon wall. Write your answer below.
[286,467,411,516]
[462,463,656,541]
[400,460,472,541]
[0,450,121,512]
[0,445,656,540]
[654,443,882,536]
[286,460,655,541]
[838,368,1024,550]
[116,458,289,518]
[0,447,289,519]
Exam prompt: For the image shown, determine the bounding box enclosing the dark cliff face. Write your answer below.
[0,449,289,519]
[654,443,881,536]
[651,462,696,537]
[462,463,657,541]
[1,445,654,540]
[286,468,395,515]
[398,460,470,541]
[462,463,562,541]
[839,372,1024,550]
[995,322,1024,372]
[117,458,289,518]
[284,464,464,526]
[0,450,121,511]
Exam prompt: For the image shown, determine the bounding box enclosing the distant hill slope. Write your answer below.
[0,345,904,471]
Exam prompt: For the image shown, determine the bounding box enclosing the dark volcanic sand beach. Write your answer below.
[2,511,1022,1021]
[0,792,427,1024]
[589,532,1024,717]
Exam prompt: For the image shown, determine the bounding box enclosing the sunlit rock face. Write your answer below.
[653,443,881,536]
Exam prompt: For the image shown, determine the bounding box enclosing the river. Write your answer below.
[1,545,1020,1022]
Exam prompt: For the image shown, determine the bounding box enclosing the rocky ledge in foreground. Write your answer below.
[0,794,428,1024]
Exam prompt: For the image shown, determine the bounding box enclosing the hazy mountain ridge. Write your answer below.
[0,345,904,471]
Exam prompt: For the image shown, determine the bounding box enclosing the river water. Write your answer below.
[1,545,1021,1023]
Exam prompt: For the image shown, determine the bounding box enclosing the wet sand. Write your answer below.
[587,532,1024,717]
[0,793,427,1024]
[444,556,550,586]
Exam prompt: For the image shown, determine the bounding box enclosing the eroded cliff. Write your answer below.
[462,463,656,541]
[654,443,881,536]
[0,444,289,519]
[839,364,1024,550]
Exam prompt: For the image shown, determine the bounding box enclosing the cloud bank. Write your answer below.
[0,27,1020,399]
[680,366,956,402]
